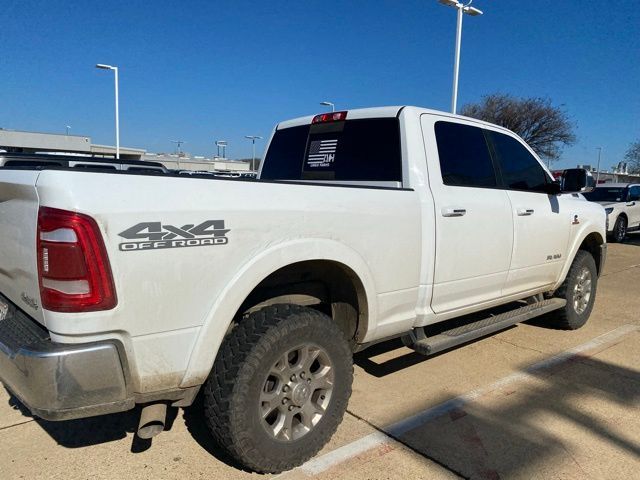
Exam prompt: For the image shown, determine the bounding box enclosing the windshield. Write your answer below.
[583,187,627,202]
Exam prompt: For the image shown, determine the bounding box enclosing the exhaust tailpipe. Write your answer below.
[137,403,167,439]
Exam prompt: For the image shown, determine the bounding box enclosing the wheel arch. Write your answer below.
[179,239,377,388]
[554,229,605,290]
[578,232,606,276]
[236,260,369,342]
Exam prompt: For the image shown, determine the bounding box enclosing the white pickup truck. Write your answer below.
[0,106,606,473]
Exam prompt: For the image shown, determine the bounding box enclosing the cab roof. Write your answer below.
[276,105,515,136]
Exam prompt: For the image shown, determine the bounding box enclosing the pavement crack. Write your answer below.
[345,409,468,479]
[601,264,640,277]
[491,335,546,355]
[0,419,35,431]
[560,442,592,479]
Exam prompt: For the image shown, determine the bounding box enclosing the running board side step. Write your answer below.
[405,299,566,356]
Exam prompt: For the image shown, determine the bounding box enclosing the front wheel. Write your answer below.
[546,250,598,330]
[610,215,627,243]
[203,304,353,473]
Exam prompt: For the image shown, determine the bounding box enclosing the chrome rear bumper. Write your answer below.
[0,293,133,420]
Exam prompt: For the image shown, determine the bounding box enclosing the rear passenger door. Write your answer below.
[421,116,513,314]
[486,130,571,295]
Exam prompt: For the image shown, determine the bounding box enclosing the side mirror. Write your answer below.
[560,168,595,194]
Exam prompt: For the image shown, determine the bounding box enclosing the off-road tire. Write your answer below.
[203,304,353,473]
[610,215,627,243]
[546,250,598,330]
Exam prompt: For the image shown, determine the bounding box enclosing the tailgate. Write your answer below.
[0,170,44,325]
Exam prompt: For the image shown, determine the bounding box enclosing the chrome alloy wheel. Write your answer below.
[573,266,593,315]
[259,344,334,442]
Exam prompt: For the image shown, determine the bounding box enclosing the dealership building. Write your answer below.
[0,129,146,160]
[0,129,251,172]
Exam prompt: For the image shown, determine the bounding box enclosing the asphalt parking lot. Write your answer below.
[2,238,639,480]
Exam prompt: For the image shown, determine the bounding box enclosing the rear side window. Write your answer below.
[261,118,402,182]
[488,131,549,192]
[434,121,496,188]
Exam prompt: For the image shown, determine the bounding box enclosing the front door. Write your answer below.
[421,116,514,314]
[485,129,571,295]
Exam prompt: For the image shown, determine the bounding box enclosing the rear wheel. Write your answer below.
[203,304,353,473]
[545,250,597,330]
[610,215,627,243]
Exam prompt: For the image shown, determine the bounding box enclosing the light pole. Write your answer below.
[320,101,335,112]
[215,140,228,159]
[170,140,186,155]
[595,147,602,184]
[65,125,71,136]
[170,140,186,169]
[438,0,483,114]
[245,136,263,171]
[96,63,120,159]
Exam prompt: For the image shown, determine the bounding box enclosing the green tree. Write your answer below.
[461,94,576,162]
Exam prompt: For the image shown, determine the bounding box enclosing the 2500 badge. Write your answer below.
[118,220,229,251]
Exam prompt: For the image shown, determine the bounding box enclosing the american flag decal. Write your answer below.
[307,139,338,167]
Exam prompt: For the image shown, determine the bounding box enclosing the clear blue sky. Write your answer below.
[2,0,638,168]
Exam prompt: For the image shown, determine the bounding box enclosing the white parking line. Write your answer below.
[279,324,639,478]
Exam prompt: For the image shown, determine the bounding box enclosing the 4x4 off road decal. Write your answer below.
[118,220,229,251]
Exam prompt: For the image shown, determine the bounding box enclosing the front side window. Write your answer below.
[629,186,640,201]
[488,131,550,192]
[434,121,496,188]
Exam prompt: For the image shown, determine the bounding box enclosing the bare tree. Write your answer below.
[461,94,576,161]
[624,140,640,174]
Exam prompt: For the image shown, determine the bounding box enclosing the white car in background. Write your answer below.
[583,183,640,242]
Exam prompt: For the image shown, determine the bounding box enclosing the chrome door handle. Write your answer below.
[442,207,467,217]
[517,208,535,216]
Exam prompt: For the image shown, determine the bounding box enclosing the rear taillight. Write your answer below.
[37,207,117,312]
[312,111,348,124]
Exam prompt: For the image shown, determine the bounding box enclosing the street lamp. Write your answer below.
[215,140,228,159]
[438,0,483,114]
[95,63,120,159]
[65,125,71,136]
[595,147,602,184]
[320,101,335,112]
[170,140,186,169]
[170,140,186,155]
[245,135,263,171]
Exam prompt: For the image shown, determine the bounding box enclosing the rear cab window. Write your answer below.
[261,117,402,186]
